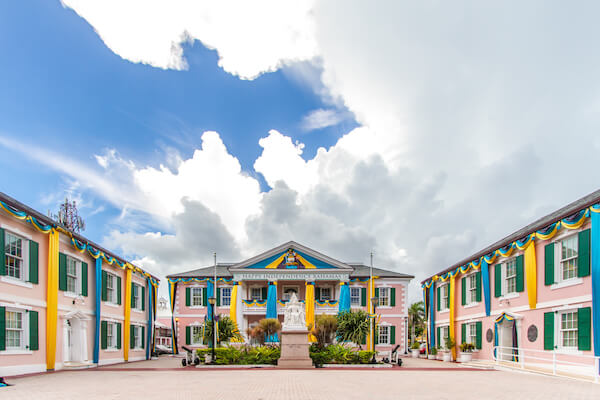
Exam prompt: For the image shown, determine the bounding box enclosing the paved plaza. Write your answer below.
[3,357,600,400]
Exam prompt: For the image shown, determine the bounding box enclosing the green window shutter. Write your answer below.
[59,252,67,291]
[141,286,145,311]
[437,286,441,311]
[0,306,5,351]
[544,243,555,285]
[101,271,107,302]
[130,325,135,349]
[203,287,208,306]
[131,283,135,307]
[578,229,591,277]
[446,285,450,309]
[461,323,466,344]
[28,240,39,284]
[116,323,122,349]
[516,255,524,292]
[390,325,395,344]
[261,287,267,301]
[475,321,482,349]
[544,312,554,350]
[577,307,591,351]
[29,310,39,351]
[374,328,379,344]
[81,262,88,296]
[476,271,482,302]
[360,333,366,345]
[185,287,191,306]
[361,288,367,306]
[374,287,379,300]
[141,326,145,349]
[390,288,396,307]
[437,326,440,345]
[101,321,107,349]
[494,264,502,298]
[315,287,321,301]
[217,288,221,306]
[0,228,5,275]
[461,277,466,306]
[117,276,122,305]
[186,326,191,345]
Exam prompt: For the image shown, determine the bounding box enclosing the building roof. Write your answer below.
[168,262,413,279]
[0,191,160,282]
[422,188,600,284]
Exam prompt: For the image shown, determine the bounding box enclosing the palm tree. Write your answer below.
[408,301,425,344]
[336,310,370,348]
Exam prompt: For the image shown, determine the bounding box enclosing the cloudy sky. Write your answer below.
[1,1,600,301]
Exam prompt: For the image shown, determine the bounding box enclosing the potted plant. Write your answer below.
[428,346,437,360]
[459,342,475,363]
[410,341,420,358]
[436,345,444,360]
[442,337,455,362]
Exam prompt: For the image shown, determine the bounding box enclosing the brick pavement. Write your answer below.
[3,357,600,399]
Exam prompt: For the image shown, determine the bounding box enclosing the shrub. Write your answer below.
[410,341,420,350]
[430,347,438,355]
[311,314,338,349]
[196,345,280,365]
[203,315,243,346]
[460,342,475,352]
[336,310,370,348]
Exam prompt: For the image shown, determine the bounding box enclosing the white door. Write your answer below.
[499,320,516,361]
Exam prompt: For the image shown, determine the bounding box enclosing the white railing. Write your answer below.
[492,346,600,384]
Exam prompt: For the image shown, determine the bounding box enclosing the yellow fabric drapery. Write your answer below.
[124,268,132,362]
[229,283,241,342]
[524,241,537,309]
[305,282,315,342]
[366,277,375,351]
[449,275,456,360]
[46,229,59,370]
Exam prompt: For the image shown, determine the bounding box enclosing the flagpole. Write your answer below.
[214,252,217,351]
[370,252,373,352]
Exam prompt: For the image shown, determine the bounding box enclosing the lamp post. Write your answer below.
[208,296,216,363]
[370,296,379,363]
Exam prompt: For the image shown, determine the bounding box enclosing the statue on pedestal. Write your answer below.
[282,293,306,331]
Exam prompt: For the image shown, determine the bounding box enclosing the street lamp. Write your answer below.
[370,296,379,363]
[208,296,216,363]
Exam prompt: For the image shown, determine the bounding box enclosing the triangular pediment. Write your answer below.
[229,241,353,271]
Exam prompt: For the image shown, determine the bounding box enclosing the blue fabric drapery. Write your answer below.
[207,280,214,321]
[339,283,350,313]
[481,261,491,316]
[146,280,153,360]
[429,284,435,349]
[93,257,102,364]
[266,282,278,342]
[591,211,600,359]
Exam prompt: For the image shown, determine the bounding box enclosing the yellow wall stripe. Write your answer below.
[123,269,132,362]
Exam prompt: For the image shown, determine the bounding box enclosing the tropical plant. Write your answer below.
[430,347,438,355]
[460,342,475,352]
[408,301,425,344]
[444,337,456,351]
[259,318,281,341]
[196,345,280,365]
[311,314,338,348]
[308,343,376,367]
[411,341,420,350]
[336,310,370,348]
[203,315,243,346]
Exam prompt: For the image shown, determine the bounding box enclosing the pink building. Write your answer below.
[423,190,600,379]
[167,241,413,356]
[0,193,159,377]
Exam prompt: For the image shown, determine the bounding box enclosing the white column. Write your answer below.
[81,321,88,362]
[236,282,244,337]
[62,319,69,363]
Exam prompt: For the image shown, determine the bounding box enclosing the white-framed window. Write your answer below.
[378,325,390,345]
[378,287,390,307]
[106,273,116,303]
[467,274,478,304]
[191,325,203,345]
[221,287,231,306]
[4,231,26,281]
[350,287,361,306]
[440,284,449,311]
[250,287,263,301]
[132,283,142,310]
[191,287,203,307]
[466,323,477,345]
[440,325,450,348]
[107,322,117,349]
[505,259,517,295]
[319,287,332,301]
[559,311,578,349]
[133,325,144,349]
[558,235,578,281]
[66,256,79,294]
[5,310,24,349]
[282,286,299,301]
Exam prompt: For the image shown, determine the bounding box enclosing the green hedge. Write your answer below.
[196,345,280,365]
[309,344,376,367]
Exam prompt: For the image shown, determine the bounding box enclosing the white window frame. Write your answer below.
[319,286,332,301]
[467,322,477,345]
[250,287,263,301]
[132,283,143,310]
[439,325,450,348]
[4,231,28,282]
[282,286,299,301]
[466,273,478,305]
[350,286,361,306]
[191,287,203,307]
[4,308,28,351]
[558,310,578,350]
[504,258,517,295]
[440,283,449,312]
[133,325,144,349]
[220,286,231,307]
[556,234,579,283]
[378,324,390,345]
[65,256,80,295]
[191,325,203,345]
[105,273,117,304]
[107,322,117,349]
[378,287,390,307]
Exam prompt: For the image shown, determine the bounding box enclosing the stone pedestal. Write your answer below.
[277,329,313,368]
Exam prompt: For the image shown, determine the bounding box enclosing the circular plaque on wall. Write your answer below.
[527,325,538,342]
[486,328,493,343]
